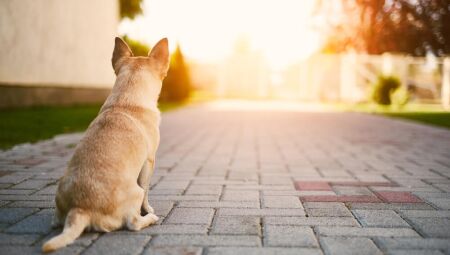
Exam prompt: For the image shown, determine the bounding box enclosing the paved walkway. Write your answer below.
[1,103,450,255]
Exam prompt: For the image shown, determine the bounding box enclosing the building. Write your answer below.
[0,0,119,108]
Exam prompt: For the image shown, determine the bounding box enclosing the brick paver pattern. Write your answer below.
[1,105,450,254]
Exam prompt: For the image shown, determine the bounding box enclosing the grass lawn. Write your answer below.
[0,102,185,150]
[344,103,450,129]
[382,112,450,129]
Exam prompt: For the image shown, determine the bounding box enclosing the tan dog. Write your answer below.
[42,37,169,253]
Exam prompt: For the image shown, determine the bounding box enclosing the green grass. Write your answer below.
[382,112,450,129]
[0,102,185,150]
[342,103,450,129]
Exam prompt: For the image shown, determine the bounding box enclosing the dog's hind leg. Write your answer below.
[126,213,159,231]
[138,160,155,214]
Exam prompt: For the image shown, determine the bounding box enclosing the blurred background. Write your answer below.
[0,0,449,148]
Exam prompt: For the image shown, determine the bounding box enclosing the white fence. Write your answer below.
[210,53,450,108]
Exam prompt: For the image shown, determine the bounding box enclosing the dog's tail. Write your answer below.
[42,208,90,253]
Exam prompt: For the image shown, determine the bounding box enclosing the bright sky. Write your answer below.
[119,0,323,68]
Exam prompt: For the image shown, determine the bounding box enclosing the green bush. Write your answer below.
[371,75,401,105]
[122,35,150,57]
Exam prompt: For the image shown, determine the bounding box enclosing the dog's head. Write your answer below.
[112,37,170,80]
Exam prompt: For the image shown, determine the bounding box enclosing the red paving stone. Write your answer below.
[375,191,422,203]
[295,181,332,191]
[300,195,382,203]
[330,181,397,187]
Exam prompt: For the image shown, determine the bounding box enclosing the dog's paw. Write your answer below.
[148,213,159,222]
[142,204,155,214]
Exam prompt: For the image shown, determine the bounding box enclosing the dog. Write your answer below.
[42,37,169,252]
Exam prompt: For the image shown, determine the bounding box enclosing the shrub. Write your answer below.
[371,75,401,105]
[122,35,150,57]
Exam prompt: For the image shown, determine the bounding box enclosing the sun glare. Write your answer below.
[119,0,322,68]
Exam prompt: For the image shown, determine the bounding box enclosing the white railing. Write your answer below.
[199,53,450,107]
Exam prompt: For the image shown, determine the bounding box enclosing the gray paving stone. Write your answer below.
[227,172,258,181]
[186,185,223,195]
[1,104,450,254]
[333,186,373,196]
[153,180,190,190]
[150,235,261,247]
[149,195,219,201]
[0,207,38,223]
[306,207,352,217]
[140,224,208,234]
[142,247,203,255]
[165,208,214,224]
[83,234,150,255]
[0,189,34,195]
[33,184,58,195]
[207,247,322,255]
[422,198,450,210]
[12,179,52,190]
[264,216,359,226]
[352,210,410,227]
[222,190,259,202]
[262,190,335,196]
[316,227,420,237]
[218,208,305,216]
[374,237,450,250]
[406,217,450,237]
[303,202,343,209]
[398,210,450,218]
[6,200,55,208]
[0,173,32,184]
[264,225,318,247]
[263,196,303,209]
[0,194,53,201]
[0,182,12,188]
[0,233,41,245]
[148,189,184,195]
[6,212,52,234]
[150,201,174,217]
[261,177,292,185]
[227,185,295,191]
[0,245,84,255]
[385,249,444,255]
[320,237,381,255]
[178,201,260,208]
[193,180,259,185]
[211,216,260,235]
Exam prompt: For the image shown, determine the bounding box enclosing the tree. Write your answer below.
[119,0,143,20]
[316,0,450,56]
[160,45,192,102]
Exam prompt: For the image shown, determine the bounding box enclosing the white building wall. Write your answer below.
[0,0,119,88]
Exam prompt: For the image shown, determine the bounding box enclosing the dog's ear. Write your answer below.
[148,38,170,78]
[112,37,133,74]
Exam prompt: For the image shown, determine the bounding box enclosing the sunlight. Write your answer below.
[204,99,339,112]
[119,0,322,68]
